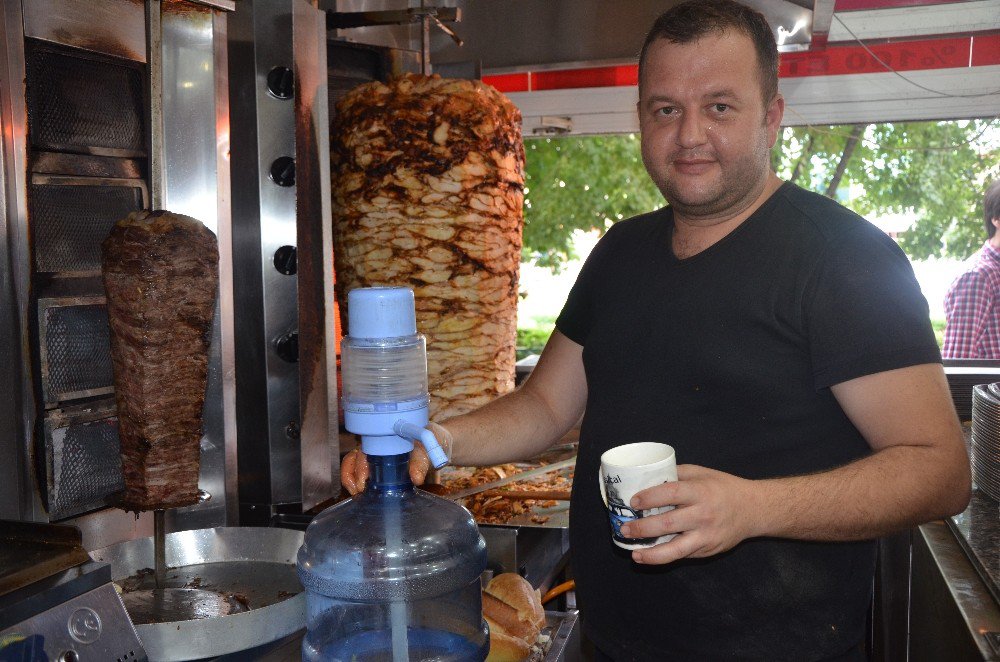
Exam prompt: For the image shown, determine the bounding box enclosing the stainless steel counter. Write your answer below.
[912,511,1000,660]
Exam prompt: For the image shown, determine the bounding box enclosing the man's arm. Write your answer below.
[943,271,990,358]
[444,330,587,466]
[342,330,588,493]
[622,363,971,564]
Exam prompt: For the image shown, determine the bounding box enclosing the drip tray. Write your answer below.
[90,527,305,662]
[117,559,299,624]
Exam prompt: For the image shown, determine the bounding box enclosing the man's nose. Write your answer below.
[677,112,708,148]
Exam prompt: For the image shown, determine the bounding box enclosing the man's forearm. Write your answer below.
[751,442,970,541]
[443,385,577,467]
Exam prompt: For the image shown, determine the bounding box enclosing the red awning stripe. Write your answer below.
[482,35,994,92]
[484,72,531,94]
[971,34,1000,66]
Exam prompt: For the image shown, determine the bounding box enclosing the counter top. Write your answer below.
[949,488,1000,605]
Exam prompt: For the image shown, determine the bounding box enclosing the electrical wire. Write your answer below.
[832,15,1000,99]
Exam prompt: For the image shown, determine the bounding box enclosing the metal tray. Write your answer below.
[439,447,576,530]
[0,520,91,596]
[90,527,305,662]
[543,610,581,661]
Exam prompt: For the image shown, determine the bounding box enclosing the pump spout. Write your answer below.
[393,420,449,469]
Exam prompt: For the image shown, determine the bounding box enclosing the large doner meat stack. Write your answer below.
[331,74,524,419]
[102,210,218,511]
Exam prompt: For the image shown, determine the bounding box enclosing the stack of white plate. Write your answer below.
[971,384,1000,501]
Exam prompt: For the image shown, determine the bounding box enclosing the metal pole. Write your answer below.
[154,509,166,589]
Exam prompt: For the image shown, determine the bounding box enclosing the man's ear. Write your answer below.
[765,94,785,148]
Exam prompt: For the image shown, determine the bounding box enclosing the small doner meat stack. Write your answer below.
[102,210,218,511]
[331,73,524,419]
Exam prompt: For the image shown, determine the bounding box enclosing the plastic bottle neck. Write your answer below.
[367,453,413,493]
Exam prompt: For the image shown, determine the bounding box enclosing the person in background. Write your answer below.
[343,1,971,659]
[943,179,1000,358]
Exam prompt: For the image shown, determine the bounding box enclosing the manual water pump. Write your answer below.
[297,286,489,662]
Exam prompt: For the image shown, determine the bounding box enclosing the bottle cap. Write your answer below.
[347,287,418,339]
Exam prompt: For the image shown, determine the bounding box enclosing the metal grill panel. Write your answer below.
[30,181,144,274]
[45,412,123,520]
[40,301,114,405]
[25,41,146,156]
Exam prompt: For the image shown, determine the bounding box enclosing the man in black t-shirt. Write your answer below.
[343,1,971,659]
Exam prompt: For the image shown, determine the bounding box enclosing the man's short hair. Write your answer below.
[985,180,1000,239]
[638,0,779,105]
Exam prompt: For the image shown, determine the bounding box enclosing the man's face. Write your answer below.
[638,31,784,223]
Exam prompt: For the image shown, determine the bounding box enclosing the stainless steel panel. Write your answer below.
[257,0,300,506]
[162,3,218,226]
[160,0,232,532]
[22,0,147,63]
[325,0,813,72]
[1,0,42,523]
[69,509,154,553]
[292,0,338,511]
[213,10,240,527]
[911,522,1000,660]
[0,13,22,522]
[231,0,336,516]
[0,584,146,661]
[429,0,813,73]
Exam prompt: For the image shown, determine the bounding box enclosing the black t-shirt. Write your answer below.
[556,183,940,661]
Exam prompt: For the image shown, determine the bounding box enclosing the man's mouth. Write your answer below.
[672,158,715,174]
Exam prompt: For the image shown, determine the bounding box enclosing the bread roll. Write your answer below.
[482,573,546,661]
[486,573,546,631]
[485,617,531,662]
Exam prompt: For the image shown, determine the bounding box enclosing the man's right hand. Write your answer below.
[340,422,453,495]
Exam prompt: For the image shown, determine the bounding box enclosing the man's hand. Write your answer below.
[340,422,454,495]
[618,464,762,565]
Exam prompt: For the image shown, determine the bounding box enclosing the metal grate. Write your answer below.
[30,180,144,274]
[45,412,124,520]
[25,41,146,156]
[39,301,114,405]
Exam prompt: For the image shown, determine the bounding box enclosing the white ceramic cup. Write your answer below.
[599,442,678,550]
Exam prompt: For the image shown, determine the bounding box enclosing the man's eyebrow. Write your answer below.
[642,94,675,104]
[706,89,739,100]
[642,90,741,104]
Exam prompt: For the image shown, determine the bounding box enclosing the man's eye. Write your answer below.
[713,104,729,113]
[656,107,675,116]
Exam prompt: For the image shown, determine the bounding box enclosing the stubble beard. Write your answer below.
[650,137,774,226]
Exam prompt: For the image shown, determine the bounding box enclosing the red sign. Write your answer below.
[780,37,971,77]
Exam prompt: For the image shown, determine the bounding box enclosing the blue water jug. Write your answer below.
[297,452,489,661]
[297,286,488,661]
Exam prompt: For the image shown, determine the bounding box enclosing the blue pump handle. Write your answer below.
[393,420,449,469]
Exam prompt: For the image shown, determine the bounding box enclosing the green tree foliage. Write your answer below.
[523,134,663,269]
[774,120,999,260]
[522,120,998,269]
